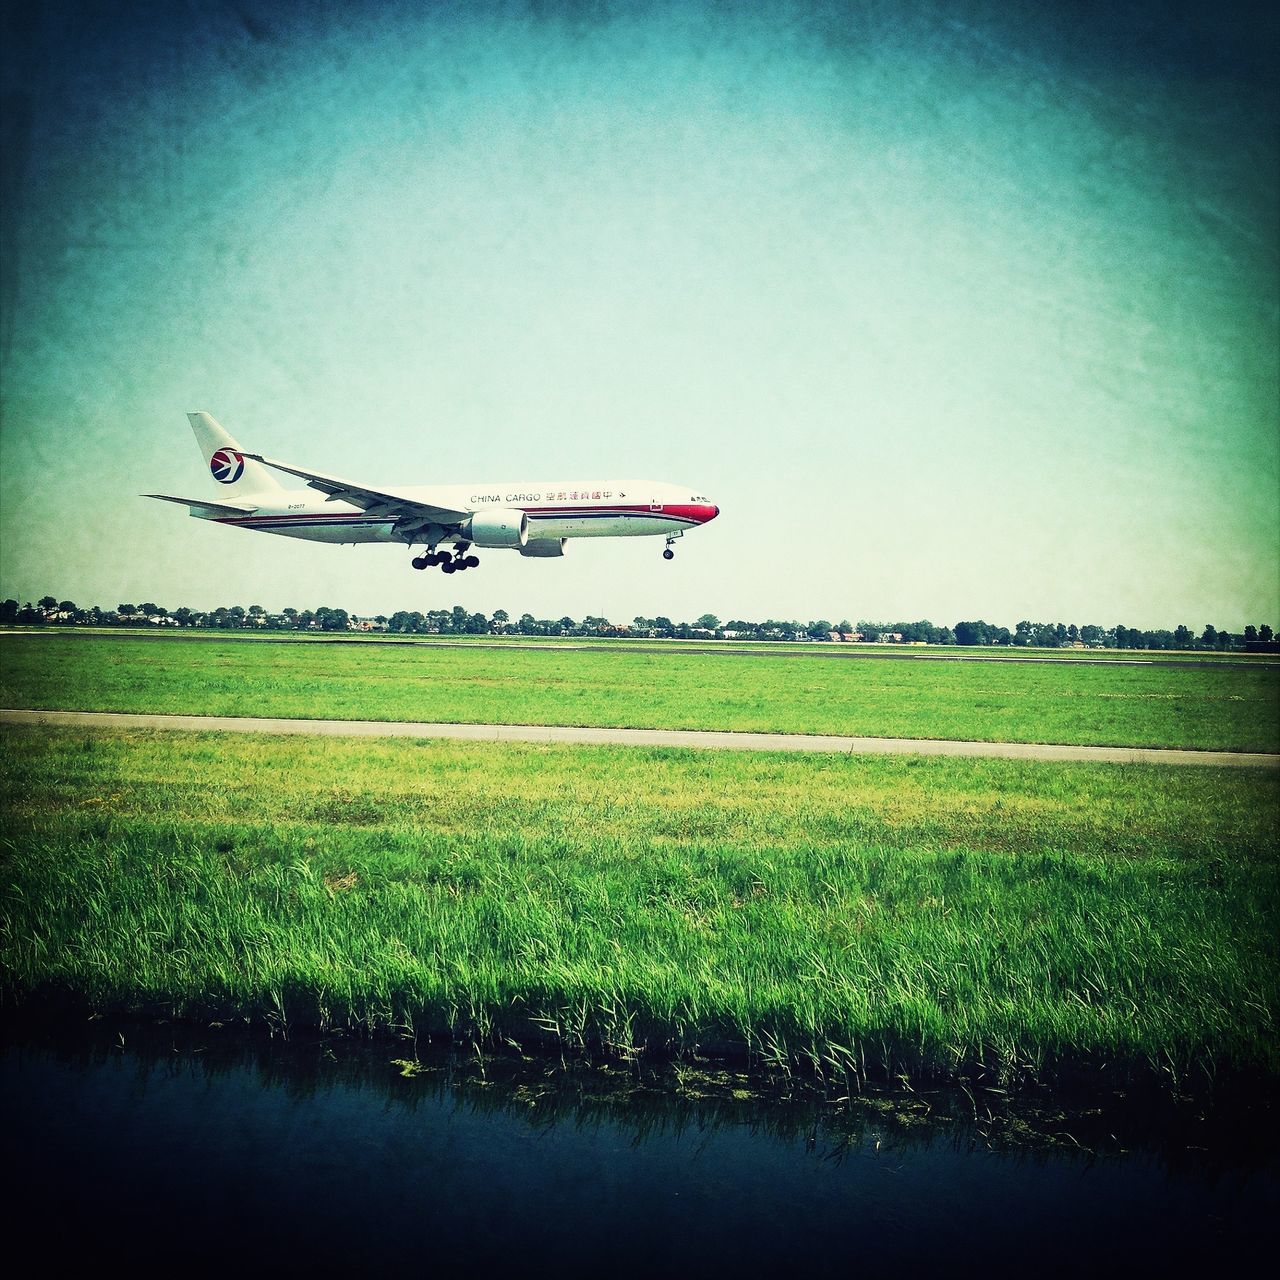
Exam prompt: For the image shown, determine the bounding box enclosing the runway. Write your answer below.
[4,708,1276,768]
[11,629,1276,667]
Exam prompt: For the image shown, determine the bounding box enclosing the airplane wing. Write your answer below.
[144,493,259,516]
[240,453,471,532]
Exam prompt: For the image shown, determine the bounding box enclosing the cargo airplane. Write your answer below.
[145,413,719,573]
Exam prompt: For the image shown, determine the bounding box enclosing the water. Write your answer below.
[4,1018,1275,1269]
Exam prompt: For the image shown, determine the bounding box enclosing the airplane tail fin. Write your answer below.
[188,411,286,497]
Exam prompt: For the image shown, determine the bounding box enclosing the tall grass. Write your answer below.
[3,727,1276,1091]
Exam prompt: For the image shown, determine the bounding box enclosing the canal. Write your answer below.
[4,1017,1274,1268]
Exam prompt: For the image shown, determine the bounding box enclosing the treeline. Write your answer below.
[4,597,1276,650]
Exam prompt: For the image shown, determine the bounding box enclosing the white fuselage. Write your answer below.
[210,479,719,547]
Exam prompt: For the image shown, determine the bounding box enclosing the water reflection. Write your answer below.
[4,1015,1276,1268]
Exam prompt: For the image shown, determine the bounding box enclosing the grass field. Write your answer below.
[3,632,1277,751]
[11,626,1272,660]
[3,726,1276,1090]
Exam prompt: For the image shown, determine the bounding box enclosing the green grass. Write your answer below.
[3,727,1276,1091]
[13,626,1270,660]
[3,632,1277,750]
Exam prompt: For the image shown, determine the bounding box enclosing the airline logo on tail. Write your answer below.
[210,449,244,484]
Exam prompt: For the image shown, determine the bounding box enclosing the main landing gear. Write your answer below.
[412,545,480,573]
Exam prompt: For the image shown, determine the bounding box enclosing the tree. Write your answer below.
[1,599,17,624]
[1244,625,1258,643]
[1200,625,1217,648]
[1262,625,1274,643]
[38,596,57,611]
[1173,625,1192,648]
[696,614,720,631]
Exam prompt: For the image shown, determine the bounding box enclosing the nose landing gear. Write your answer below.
[662,531,681,561]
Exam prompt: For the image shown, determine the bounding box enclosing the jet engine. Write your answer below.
[465,509,528,548]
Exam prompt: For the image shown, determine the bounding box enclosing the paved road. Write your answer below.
[4,709,1276,768]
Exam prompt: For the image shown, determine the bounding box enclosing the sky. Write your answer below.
[2,0,1276,629]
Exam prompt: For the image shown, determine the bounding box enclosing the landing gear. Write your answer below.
[410,544,480,573]
[662,531,681,561]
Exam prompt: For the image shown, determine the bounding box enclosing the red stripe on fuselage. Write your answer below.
[216,502,719,527]
[521,503,718,524]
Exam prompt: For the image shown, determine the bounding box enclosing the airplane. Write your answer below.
[145,413,719,573]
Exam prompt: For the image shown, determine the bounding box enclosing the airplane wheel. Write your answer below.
[663,548,675,561]
[464,555,479,568]
[411,555,428,570]
[442,560,457,574]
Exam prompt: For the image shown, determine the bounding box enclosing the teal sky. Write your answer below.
[2,0,1276,628]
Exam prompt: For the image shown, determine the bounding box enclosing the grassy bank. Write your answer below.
[3,727,1276,1090]
[2,632,1277,750]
